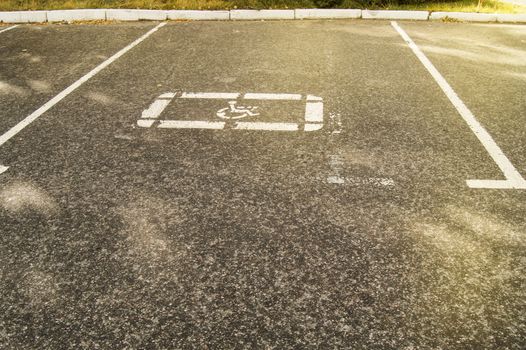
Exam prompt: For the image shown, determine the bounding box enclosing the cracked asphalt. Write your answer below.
[0,20,525,349]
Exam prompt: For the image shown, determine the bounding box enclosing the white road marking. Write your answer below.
[158,120,225,129]
[391,21,526,190]
[243,93,302,100]
[327,154,345,184]
[305,101,324,123]
[0,165,9,174]
[329,113,343,134]
[137,92,324,132]
[141,96,173,119]
[0,23,166,176]
[0,25,18,34]
[345,177,395,187]
[234,122,299,131]
[180,92,240,99]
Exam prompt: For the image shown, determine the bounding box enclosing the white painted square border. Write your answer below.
[137,92,324,132]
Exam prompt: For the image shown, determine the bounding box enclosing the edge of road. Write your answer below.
[0,9,525,24]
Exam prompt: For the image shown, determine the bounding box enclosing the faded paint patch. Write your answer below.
[0,182,59,217]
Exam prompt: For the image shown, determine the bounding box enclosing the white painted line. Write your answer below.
[234,122,299,131]
[327,154,345,184]
[243,93,302,100]
[327,175,345,184]
[141,96,174,119]
[0,165,9,174]
[304,123,324,132]
[0,25,18,34]
[392,21,526,190]
[0,23,166,154]
[158,120,225,129]
[137,119,156,128]
[345,177,395,187]
[137,91,324,132]
[305,101,324,123]
[180,92,240,99]
[306,95,323,102]
[159,92,176,99]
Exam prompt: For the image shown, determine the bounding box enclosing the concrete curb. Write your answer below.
[230,10,295,20]
[47,9,106,22]
[362,10,429,20]
[1,9,526,24]
[429,11,498,22]
[106,9,167,21]
[166,10,229,20]
[496,13,526,22]
[0,10,47,23]
[295,9,361,19]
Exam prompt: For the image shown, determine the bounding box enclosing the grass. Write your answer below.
[0,0,524,13]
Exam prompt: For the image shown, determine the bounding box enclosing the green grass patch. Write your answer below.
[0,0,524,13]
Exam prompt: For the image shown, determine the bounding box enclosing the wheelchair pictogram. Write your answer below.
[216,101,260,120]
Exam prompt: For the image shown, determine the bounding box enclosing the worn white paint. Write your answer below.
[216,101,259,119]
[158,120,225,129]
[392,21,526,190]
[141,96,173,119]
[0,23,166,175]
[137,92,324,132]
[0,25,18,34]
[234,122,299,131]
[329,112,343,134]
[345,177,395,187]
[243,93,302,100]
[305,101,323,123]
[180,92,240,99]
[0,165,8,174]
[327,154,345,184]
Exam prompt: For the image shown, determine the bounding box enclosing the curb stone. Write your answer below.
[106,9,167,21]
[496,13,526,22]
[47,9,106,22]
[0,10,47,23]
[429,11,498,22]
[230,9,295,20]
[295,9,361,19]
[362,10,429,20]
[1,9,525,24]
[166,10,230,20]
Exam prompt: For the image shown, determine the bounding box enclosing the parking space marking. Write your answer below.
[0,25,18,34]
[392,21,526,190]
[0,22,166,174]
[137,91,324,132]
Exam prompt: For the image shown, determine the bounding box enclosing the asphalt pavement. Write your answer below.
[0,20,525,349]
